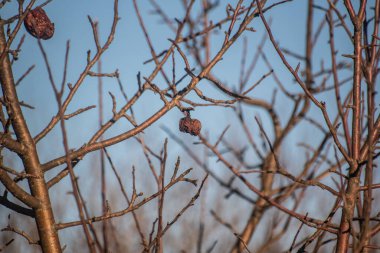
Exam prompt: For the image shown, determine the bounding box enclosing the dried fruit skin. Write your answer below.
[24,7,54,40]
[179,117,192,134]
[179,116,202,136]
[190,119,201,136]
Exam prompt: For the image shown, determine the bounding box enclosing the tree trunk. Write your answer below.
[0,24,62,253]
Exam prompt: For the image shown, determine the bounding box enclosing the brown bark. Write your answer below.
[0,25,62,253]
[231,155,275,253]
[336,1,366,251]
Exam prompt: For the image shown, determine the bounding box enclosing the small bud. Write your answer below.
[24,7,54,40]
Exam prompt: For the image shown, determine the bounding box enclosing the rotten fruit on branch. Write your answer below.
[179,113,202,136]
[24,7,54,40]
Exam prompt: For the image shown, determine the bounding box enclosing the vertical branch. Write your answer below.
[103,148,148,249]
[132,0,171,86]
[305,0,313,88]
[359,57,374,252]
[327,9,352,155]
[359,1,379,250]
[336,1,366,252]
[156,139,168,253]
[202,0,211,65]
[350,6,364,170]
[38,40,95,253]
[96,24,109,253]
[197,143,208,253]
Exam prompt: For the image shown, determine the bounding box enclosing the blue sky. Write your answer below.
[1,0,370,251]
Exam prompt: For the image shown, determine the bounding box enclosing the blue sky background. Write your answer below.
[1,0,375,252]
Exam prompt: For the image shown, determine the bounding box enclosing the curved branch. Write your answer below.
[0,170,40,208]
[0,134,24,154]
